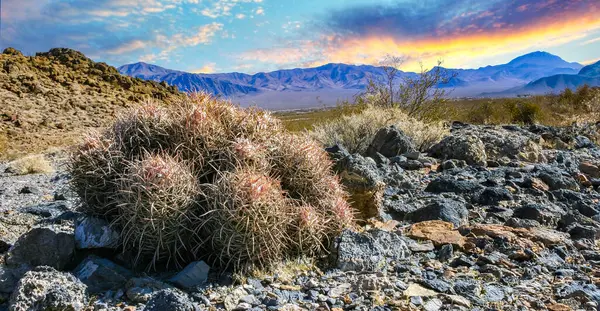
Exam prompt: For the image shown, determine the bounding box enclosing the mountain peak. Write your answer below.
[578,60,600,77]
[507,51,566,66]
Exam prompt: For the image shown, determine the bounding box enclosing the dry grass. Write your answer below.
[7,154,54,175]
[310,106,449,154]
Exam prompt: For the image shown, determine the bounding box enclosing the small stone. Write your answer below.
[437,244,453,262]
[403,283,438,297]
[580,162,600,178]
[224,287,248,311]
[423,298,443,311]
[483,284,505,302]
[235,302,252,310]
[169,261,210,290]
[19,186,41,195]
[410,296,423,306]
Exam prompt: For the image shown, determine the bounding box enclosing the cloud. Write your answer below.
[199,0,264,18]
[255,7,265,15]
[190,62,218,73]
[130,22,224,61]
[582,37,600,45]
[106,40,147,54]
[236,0,600,71]
[236,14,246,19]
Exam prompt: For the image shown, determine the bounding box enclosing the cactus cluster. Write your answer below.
[68,93,355,270]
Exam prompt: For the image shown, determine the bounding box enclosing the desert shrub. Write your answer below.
[503,100,542,125]
[68,93,354,270]
[7,154,54,175]
[310,106,449,154]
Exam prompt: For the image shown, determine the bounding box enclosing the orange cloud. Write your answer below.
[190,62,217,73]
[320,8,600,71]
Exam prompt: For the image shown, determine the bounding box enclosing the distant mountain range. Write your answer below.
[486,59,600,96]
[118,51,599,109]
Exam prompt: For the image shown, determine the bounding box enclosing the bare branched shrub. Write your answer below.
[361,55,456,121]
[310,106,449,154]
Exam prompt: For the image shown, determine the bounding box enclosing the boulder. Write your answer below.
[145,288,197,311]
[366,126,416,158]
[333,153,386,220]
[0,212,41,253]
[464,126,545,163]
[74,216,119,249]
[73,255,134,294]
[169,261,210,290]
[9,266,88,311]
[335,229,410,272]
[405,197,469,227]
[429,134,487,166]
[5,223,75,270]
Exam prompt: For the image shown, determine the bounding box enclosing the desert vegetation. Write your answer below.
[5,154,54,175]
[68,93,355,271]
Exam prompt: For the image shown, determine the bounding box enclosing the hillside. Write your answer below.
[0,48,183,157]
[119,51,583,108]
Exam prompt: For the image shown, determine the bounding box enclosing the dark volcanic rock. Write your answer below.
[425,176,483,195]
[405,196,469,227]
[73,255,134,294]
[6,223,75,270]
[144,288,197,311]
[366,126,416,158]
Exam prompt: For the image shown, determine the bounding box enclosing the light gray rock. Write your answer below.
[5,223,75,270]
[429,134,487,166]
[169,261,210,290]
[74,216,119,249]
[335,229,410,272]
[72,255,133,294]
[9,266,88,311]
[126,277,173,303]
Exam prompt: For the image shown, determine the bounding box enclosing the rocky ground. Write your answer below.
[2,122,600,311]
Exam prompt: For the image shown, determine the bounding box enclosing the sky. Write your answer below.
[1,0,600,73]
